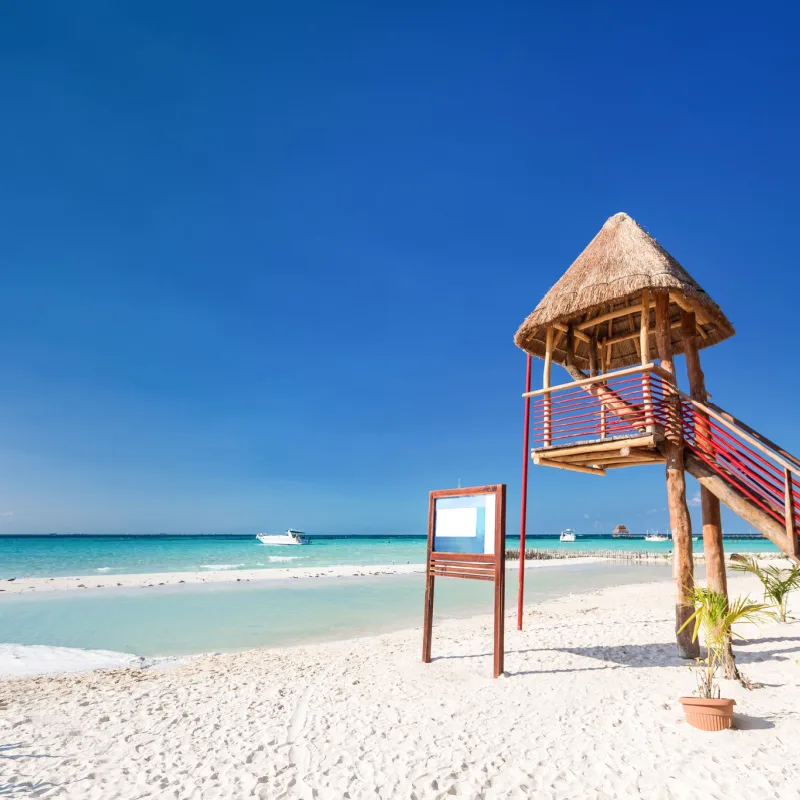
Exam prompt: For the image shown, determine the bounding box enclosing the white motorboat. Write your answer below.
[559,528,576,543]
[644,531,669,542]
[256,529,308,546]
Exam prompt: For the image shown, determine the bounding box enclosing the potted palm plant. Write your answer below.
[731,556,800,622]
[678,587,767,731]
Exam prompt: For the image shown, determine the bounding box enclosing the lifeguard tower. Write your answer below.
[514,212,800,657]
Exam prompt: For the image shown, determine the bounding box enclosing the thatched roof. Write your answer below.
[514,213,735,371]
[612,524,630,534]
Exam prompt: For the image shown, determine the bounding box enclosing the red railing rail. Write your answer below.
[680,394,800,555]
[526,364,669,450]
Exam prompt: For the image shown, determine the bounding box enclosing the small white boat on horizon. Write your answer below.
[644,531,669,542]
[256,529,309,546]
[559,528,576,543]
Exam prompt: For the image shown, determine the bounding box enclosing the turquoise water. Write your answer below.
[0,534,776,579]
[0,563,675,657]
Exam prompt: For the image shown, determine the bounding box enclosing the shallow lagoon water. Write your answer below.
[0,562,677,657]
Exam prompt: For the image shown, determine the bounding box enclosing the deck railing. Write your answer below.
[526,364,669,450]
[524,364,800,556]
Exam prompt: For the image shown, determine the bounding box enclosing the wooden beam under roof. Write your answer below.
[553,321,591,345]
[577,302,644,331]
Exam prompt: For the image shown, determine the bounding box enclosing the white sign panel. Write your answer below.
[435,507,478,538]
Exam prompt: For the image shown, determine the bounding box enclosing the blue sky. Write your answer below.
[1,2,799,534]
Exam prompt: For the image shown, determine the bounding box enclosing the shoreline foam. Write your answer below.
[0,556,608,595]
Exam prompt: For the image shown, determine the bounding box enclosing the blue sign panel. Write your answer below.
[433,493,496,555]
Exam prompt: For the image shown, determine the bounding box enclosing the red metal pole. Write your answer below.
[517,354,532,631]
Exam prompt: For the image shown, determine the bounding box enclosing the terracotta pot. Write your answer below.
[679,696,736,731]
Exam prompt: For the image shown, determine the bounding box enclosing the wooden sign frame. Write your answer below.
[422,484,506,678]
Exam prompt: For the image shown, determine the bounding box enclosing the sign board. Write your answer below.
[422,484,506,677]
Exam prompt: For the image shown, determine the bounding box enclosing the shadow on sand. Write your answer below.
[732,713,776,730]
[0,744,61,797]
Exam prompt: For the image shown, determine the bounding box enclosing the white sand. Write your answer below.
[0,556,602,594]
[1,573,798,799]
[0,645,189,680]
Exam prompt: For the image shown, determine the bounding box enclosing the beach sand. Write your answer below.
[1,573,798,799]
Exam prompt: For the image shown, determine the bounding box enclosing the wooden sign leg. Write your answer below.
[422,571,435,663]
[494,484,507,678]
[493,571,505,678]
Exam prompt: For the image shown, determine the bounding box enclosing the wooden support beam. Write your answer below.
[548,448,659,465]
[640,291,654,432]
[533,457,606,476]
[599,358,607,439]
[655,292,698,660]
[589,335,598,377]
[605,460,665,469]
[578,303,644,331]
[640,291,651,362]
[602,319,681,349]
[682,309,728,603]
[669,292,711,326]
[786,468,799,559]
[565,325,575,369]
[571,453,662,466]
[605,455,665,465]
[552,321,591,345]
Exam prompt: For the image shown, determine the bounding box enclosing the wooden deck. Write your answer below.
[532,432,664,476]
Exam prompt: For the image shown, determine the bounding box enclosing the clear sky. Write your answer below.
[1,2,799,535]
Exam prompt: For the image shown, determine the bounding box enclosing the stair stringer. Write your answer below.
[683,451,796,559]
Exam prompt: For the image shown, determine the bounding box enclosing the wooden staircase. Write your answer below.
[679,397,799,559]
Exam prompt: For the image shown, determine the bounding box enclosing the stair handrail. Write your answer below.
[704,400,800,472]
[675,391,800,481]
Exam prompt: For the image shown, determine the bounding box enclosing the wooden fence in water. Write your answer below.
[505,548,667,562]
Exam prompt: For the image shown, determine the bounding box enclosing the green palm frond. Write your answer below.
[678,586,768,698]
[732,557,800,622]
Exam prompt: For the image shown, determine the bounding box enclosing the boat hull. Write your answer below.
[256,535,308,546]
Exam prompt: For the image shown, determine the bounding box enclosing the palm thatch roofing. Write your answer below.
[514,213,735,371]
[612,524,630,534]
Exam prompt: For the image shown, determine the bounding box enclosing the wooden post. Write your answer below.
[565,325,574,369]
[681,310,728,596]
[786,468,799,559]
[589,335,598,377]
[640,291,654,431]
[543,328,554,447]
[494,484,507,678]
[600,365,607,440]
[589,335,600,438]
[655,293,699,659]
[422,492,436,664]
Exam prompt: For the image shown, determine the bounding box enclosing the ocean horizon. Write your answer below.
[0,532,776,580]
